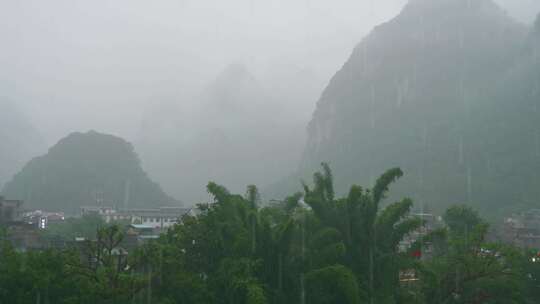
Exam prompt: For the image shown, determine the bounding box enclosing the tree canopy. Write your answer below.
[1,165,539,303]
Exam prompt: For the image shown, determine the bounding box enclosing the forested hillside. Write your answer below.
[290,0,539,218]
[1,131,176,213]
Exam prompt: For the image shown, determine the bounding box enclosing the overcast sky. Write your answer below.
[1,0,538,146]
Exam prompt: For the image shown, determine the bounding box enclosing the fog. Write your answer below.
[3,1,540,300]
[1,0,539,202]
[1,0,401,142]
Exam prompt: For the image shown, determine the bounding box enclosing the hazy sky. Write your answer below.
[0,0,406,145]
[1,0,538,146]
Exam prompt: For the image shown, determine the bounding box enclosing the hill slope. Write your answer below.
[2,131,177,214]
[0,100,44,188]
[137,64,307,202]
[295,0,537,217]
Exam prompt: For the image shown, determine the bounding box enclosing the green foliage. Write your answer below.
[2,166,539,303]
[306,265,362,304]
[303,164,420,303]
[524,249,540,301]
[443,205,483,237]
[45,214,105,240]
[417,206,537,304]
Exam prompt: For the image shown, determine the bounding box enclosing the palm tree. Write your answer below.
[303,163,422,303]
[204,183,298,304]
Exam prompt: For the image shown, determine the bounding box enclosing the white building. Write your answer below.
[81,206,194,230]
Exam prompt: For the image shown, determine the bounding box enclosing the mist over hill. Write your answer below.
[495,0,540,23]
[1,131,177,214]
[2,0,540,211]
[0,100,45,188]
[137,64,310,203]
[4,2,540,302]
[270,0,539,218]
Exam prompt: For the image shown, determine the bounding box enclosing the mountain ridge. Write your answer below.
[2,130,178,214]
[273,0,539,218]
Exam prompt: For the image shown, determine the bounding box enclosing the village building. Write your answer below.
[502,209,540,249]
[0,196,23,224]
[22,210,66,229]
[398,212,443,257]
[81,205,194,230]
[0,197,50,251]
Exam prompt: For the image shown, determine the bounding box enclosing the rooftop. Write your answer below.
[129,224,155,230]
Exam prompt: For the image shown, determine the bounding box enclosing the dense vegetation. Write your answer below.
[278,0,540,219]
[1,165,539,303]
[1,131,177,214]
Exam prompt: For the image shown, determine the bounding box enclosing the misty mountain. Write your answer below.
[0,100,44,188]
[278,0,538,218]
[495,0,540,23]
[1,131,177,214]
[137,64,308,203]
